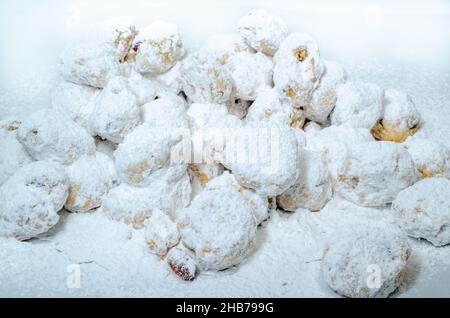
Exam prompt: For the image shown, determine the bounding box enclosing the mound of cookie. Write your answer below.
[1,9,449,297]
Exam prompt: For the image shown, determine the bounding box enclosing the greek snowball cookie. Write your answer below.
[93,76,141,143]
[205,172,269,225]
[277,150,332,212]
[237,9,288,56]
[322,223,410,298]
[59,43,119,88]
[371,89,422,143]
[156,62,184,95]
[226,51,273,101]
[226,98,252,119]
[179,188,257,270]
[181,52,233,104]
[64,153,117,213]
[141,94,189,129]
[114,124,185,187]
[304,60,346,123]
[0,137,33,185]
[222,121,302,196]
[187,103,243,163]
[331,81,384,129]
[127,71,165,106]
[273,33,324,107]
[306,125,374,179]
[166,246,197,281]
[102,174,191,228]
[17,108,95,165]
[134,21,184,74]
[335,141,417,207]
[392,178,450,246]
[144,209,180,256]
[51,81,100,135]
[404,137,450,179]
[200,33,253,65]
[0,161,69,240]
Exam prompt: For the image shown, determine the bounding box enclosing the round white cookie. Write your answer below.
[0,161,69,240]
[17,107,95,165]
[331,81,384,129]
[92,76,141,143]
[179,188,257,270]
[64,152,117,213]
[392,177,450,246]
[322,223,410,298]
[334,141,417,207]
[237,9,288,56]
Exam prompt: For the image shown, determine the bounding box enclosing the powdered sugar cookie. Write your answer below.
[334,141,417,207]
[277,150,332,212]
[166,245,197,281]
[59,43,119,88]
[181,52,233,104]
[237,10,288,56]
[404,137,450,179]
[331,81,384,129]
[273,32,324,108]
[93,76,141,143]
[205,172,269,225]
[322,223,410,298]
[64,152,117,213]
[371,89,421,143]
[222,120,302,196]
[141,94,189,130]
[17,108,95,165]
[304,60,346,123]
[0,137,33,185]
[179,188,257,270]
[0,161,69,240]
[144,209,180,255]
[392,177,450,246]
[51,81,100,135]
[134,21,184,74]
[226,51,273,101]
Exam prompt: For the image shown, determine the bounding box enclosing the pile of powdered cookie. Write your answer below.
[1,9,449,297]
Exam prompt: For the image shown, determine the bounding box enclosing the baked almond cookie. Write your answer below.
[92,76,141,143]
[181,52,233,104]
[305,125,374,180]
[221,120,302,197]
[404,137,450,179]
[51,81,100,136]
[392,177,450,246]
[17,108,95,165]
[0,161,69,240]
[331,81,384,129]
[0,137,33,185]
[134,21,184,74]
[277,150,332,212]
[59,43,120,88]
[226,51,273,101]
[371,89,421,143]
[165,245,197,281]
[102,173,191,228]
[205,172,269,225]
[237,9,288,56]
[179,188,257,270]
[322,223,410,298]
[144,209,180,256]
[304,60,346,123]
[64,152,117,213]
[334,141,417,207]
[273,33,324,108]
[114,124,186,187]
[141,94,189,130]
[127,70,166,106]
[200,33,253,65]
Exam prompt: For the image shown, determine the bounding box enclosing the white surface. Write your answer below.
[1,0,450,297]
